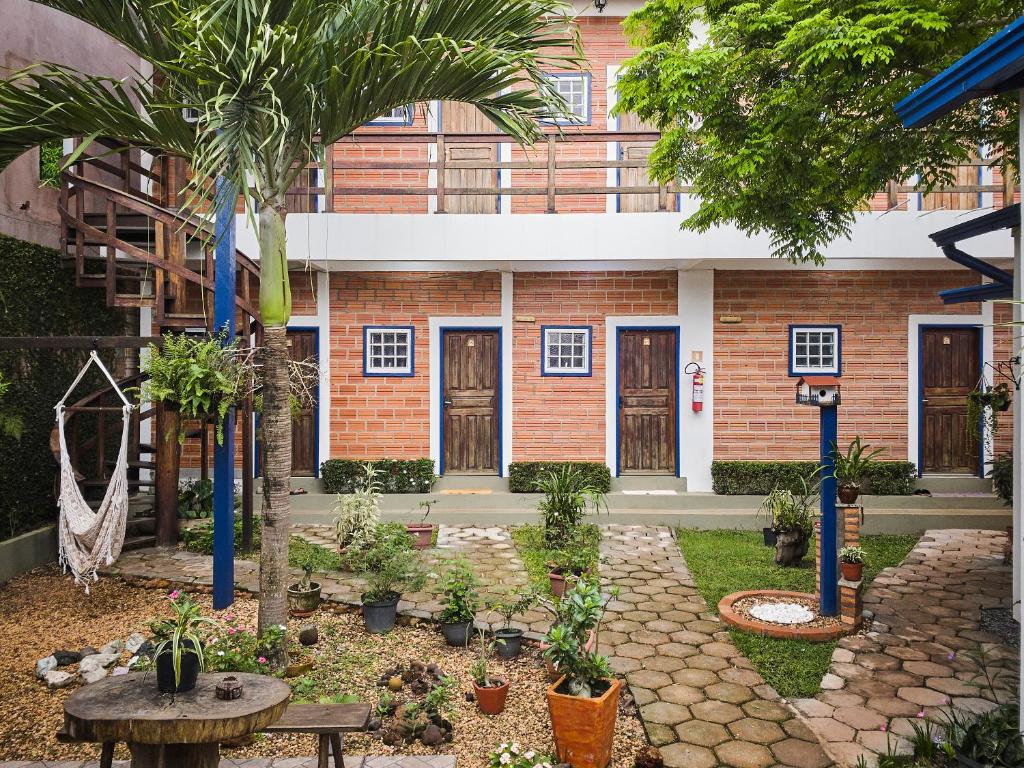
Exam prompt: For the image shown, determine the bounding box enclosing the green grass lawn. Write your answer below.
[675,529,917,699]
[510,523,601,595]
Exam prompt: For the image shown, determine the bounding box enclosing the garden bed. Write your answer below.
[0,567,647,767]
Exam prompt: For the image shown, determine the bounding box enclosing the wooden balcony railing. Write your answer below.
[285,131,1019,215]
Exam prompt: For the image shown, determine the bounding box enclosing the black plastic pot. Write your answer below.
[762,527,777,547]
[362,592,400,634]
[440,620,473,647]
[155,639,201,694]
[495,628,524,659]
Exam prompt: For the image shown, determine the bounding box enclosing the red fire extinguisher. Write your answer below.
[685,362,705,413]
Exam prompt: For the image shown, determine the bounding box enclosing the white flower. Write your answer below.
[525,752,535,760]
[499,744,508,751]
[511,743,521,754]
[217,651,225,656]
[500,754,511,765]
[278,624,287,631]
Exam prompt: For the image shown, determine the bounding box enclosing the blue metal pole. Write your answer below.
[212,177,237,610]
[819,405,838,616]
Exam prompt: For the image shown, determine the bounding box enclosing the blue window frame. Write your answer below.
[541,325,592,376]
[367,105,414,127]
[788,324,842,376]
[542,73,592,125]
[363,325,415,377]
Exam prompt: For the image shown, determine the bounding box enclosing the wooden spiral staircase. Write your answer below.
[54,139,261,548]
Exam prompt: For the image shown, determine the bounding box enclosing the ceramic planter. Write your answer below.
[840,561,863,581]
[362,592,400,634]
[547,675,621,768]
[837,484,860,504]
[285,658,314,677]
[155,640,201,694]
[406,523,435,550]
[440,620,473,647]
[287,582,322,617]
[774,529,809,568]
[473,679,510,715]
[762,527,777,547]
[495,628,524,659]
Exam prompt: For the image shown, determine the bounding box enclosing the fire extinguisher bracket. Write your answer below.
[684,361,706,413]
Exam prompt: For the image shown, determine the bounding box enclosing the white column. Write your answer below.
[501,271,514,475]
[139,294,153,482]
[678,269,715,491]
[317,270,332,469]
[1016,93,1023,733]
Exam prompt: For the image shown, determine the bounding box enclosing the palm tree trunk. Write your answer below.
[257,201,292,664]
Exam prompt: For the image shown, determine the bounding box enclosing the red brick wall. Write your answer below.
[713,270,1012,466]
[289,270,318,315]
[328,271,501,460]
[512,270,677,461]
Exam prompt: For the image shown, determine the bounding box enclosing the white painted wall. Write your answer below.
[678,270,714,491]
[287,270,331,476]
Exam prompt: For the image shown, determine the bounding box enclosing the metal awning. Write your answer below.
[929,204,1019,304]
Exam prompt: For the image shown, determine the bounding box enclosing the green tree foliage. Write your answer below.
[615,0,1022,264]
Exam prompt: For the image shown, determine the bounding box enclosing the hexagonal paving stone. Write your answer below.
[641,701,693,726]
[717,667,765,687]
[897,687,950,707]
[903,660,954,678]
[674,720,730,748]
[658,684,706,706]
[659,742,718,768]
[645,722,678,747]
[645,655,688,674]
[705,681,755,705]
[631,687,658,707]
[616,642,657,660]
[685,655,730,672]
[656,643,699,659]
[671,668,720,687]
[628,670,675,690]
[833,705,888,731]
[770,738,832,768]
[805,716,855,742]
[609,656,642,674]
[698,641,738,659]
[690,700,744,724]
[865,696,923,718]
[741,700,791,722]
[714,740,775,768]
[727,717,785,744]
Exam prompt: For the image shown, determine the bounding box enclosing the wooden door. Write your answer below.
[618,330,677,473]
[443,330,500,473]
[442,102,498,213]
[617,110,673,213]
[288,329,318,476]
[921,327,980,474]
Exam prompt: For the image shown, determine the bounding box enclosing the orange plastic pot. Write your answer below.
[472,679,509,715]
[406,523,435,550]
[546,676,621,768]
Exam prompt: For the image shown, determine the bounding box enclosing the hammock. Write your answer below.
[55,351,134,590]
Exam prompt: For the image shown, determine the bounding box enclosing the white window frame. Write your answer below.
[543,74,591,125]
[364,325,414,377]
[789,325,841,376]
[542,325,592,376]
[367,105,414,126]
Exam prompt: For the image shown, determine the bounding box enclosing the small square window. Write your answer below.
[367,105,414,126]
[364,326,414,376]
[541,326,591,376]
[543,75,590,125]
[789,325,841,376]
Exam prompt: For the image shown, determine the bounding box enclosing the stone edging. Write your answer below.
[719,590,856,642]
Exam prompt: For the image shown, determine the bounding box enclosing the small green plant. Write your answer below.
[537,463,607,548]
[181,514,260,554]
[376,690,395,718]
[839,546,866,564]
[988,452,1013,506]
[488,743,555,768]
[344,524,426,602]
[831,437,885,490]
[470,628,500,687]
[950,703,1024,767]
[488,587,538,630]
[418,498,437,524]
[150,591,219,687]
[291,675,318,702]
[424,676,455,714]
[540,576,614,697]
[204,614,285,675]
[334,462,382,550]
[437,556,480,624]
[178,478,213,519]
[967,382,1012,445]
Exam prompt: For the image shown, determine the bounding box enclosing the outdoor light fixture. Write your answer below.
[594,0,607,12]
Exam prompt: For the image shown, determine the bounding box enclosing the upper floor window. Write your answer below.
[367,105,414,126]
[544,74,591,125]
[542,326,592,376]
[364,326,414,376]
[789,325,841,376]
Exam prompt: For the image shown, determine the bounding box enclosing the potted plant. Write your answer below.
[537,464,606,549]
[437,557,480,647]
[406,499,436,550]
[537,578,603,681]
[345,524,426,633]
[151,591,218,694]
[542,577,620,768]
[773,473,818,568]
[470,629,510,715]
[288,561,322,617]
[488,587,538,659]
[757,488,791,547]
[547,542,592,598]
[334,462,382,557]
[967,382,1012,445]
[831,437,885,504]
[838,546,866,581]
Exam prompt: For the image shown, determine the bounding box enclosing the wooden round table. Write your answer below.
[63,672,291,768]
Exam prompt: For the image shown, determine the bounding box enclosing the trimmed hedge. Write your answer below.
[0,235,123,542]
[508,461,612,493]
[711,460,916,496]
[321,458,436,494]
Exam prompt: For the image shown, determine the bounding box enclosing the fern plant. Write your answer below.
[333,462,382,550]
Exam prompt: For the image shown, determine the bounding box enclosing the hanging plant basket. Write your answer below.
[966,382,1013,444]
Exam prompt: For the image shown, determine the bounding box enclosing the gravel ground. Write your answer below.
[980,607,1020,649]
[0,567,648,768]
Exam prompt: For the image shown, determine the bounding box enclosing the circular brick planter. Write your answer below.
[719,590,857,642]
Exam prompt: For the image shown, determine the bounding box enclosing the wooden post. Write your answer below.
[1003,164,1017,208]
[323,141,334,213]
[105,200,116,307]
[546,135,557,213]
[241,392,254,552]
[886,180,899,209]
[436,134,446,214]
[155,402,181,547]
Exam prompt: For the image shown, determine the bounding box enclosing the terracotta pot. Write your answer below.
[547,676,621,768]
[285,659,314,677]
[473,679,509,715]
[406,523,435,550]
[541,630,597,682]
[548,568,567,598]
[840,561,863,582]
[837,484,860,504]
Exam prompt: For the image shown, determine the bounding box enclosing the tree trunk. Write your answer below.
[256,202,292,665]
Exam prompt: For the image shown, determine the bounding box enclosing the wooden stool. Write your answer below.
[262,702,371,768]
[57,729,114,768]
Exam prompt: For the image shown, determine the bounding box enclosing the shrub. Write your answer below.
[537,464,607,548]
[988,452,1012,506]
[712,460,915,496]
[343,523,425,601]
[334,462,381,549]
[181,515,262,554]
[437,556,480,624]
[508,461,611,493]
[321,458,435,494]
[178,478,213,519]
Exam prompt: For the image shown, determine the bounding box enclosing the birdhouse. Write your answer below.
[795,376,841,407]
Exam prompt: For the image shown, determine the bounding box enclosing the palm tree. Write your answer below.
[0,0,581,661]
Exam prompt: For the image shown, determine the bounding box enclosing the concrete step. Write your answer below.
[612,475,688,492]
[915,475,993,494]
[434,475,508,493]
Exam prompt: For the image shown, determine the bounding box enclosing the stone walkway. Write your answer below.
[795,529,1017,767]
[0,757,456,768]
[600,526,831,768]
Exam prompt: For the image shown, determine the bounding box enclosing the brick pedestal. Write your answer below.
[816,504,865,628]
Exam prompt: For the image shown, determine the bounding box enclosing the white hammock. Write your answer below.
[55,351,134,590]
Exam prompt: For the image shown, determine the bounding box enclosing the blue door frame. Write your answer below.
[439,326,504,476]
[916,323,984,478]
[614,325,682,477]
[254,326,321,479]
